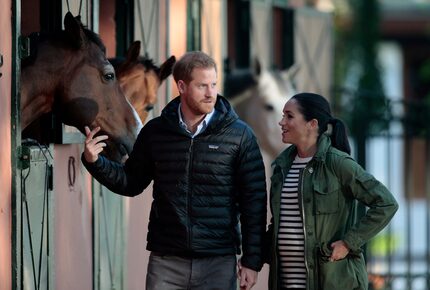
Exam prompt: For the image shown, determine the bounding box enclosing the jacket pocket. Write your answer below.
[313,183,339,214]
[318,255,366,290]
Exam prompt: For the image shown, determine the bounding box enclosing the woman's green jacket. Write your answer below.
[266,134,398,290]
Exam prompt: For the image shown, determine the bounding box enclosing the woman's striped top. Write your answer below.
[278,155,312,289]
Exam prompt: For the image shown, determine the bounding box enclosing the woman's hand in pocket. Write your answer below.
[329,240,350,262]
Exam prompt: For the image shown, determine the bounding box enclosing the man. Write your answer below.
[82,51,267,290]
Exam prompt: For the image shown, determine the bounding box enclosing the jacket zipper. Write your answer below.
[299,164,310,283]
[187,138,194,250]
[276,168,286,289]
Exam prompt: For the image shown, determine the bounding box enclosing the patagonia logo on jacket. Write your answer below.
[208,144,219,150]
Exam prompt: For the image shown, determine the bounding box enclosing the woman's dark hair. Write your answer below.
[292,92,351,155]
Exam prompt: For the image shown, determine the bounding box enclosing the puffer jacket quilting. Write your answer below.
[82,95,267,271]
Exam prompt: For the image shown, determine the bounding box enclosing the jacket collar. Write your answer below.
[272,133,332,169]
[313,133,331,162]
[161,94,238,132]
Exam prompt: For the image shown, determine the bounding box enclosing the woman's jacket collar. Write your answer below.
[272,133,332,169]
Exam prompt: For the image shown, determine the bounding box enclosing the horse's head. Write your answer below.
[112,41,176,124]
[20,12,143,163]
[225,60,298,158]
[60,13,143,162]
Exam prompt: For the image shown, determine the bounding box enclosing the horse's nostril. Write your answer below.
[145,104,154,112]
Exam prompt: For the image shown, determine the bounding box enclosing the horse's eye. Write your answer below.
[264,104,274,111]
[103,73,115,81]
[145,105,154,112]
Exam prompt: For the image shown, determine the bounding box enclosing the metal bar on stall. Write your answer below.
[406,139,412,290]
[11,0,23,289]
[386,131,393,289]
[426,139,430,290]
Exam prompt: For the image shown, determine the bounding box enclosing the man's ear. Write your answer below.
[178,80,185,93]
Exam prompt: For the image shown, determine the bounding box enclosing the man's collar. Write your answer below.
[178,103,215,136]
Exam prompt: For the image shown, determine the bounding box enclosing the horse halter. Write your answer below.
[20,33,40,68]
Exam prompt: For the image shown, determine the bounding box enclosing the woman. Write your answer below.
[266,92,398,290]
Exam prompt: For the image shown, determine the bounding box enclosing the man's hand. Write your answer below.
[330,240,350,262]
[84,126,108,163]
[237,260,258,290]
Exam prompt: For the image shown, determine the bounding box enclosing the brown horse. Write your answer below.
[110,41,176,124]
[20,12,142,162]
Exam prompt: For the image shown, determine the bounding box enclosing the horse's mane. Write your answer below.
[110,56,161,76]
[74,15,106,52]
[81,28,106,53]
[140,57,160,75]
[223,69,257,98]
[21,20,105,68]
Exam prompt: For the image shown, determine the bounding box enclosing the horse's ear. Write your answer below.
[64,12,86,49]
[159,55,176,81]
[253,58,262,77]
[281,63,300,82]
[125,41,141,63]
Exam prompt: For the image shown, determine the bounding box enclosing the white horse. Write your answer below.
[224,61,298,160]
[224,62,298,286]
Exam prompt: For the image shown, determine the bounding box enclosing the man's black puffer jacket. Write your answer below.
[82,95,267,271]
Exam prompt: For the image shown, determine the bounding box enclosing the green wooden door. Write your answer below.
[19,145,55,290]
[93,182,126,290]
